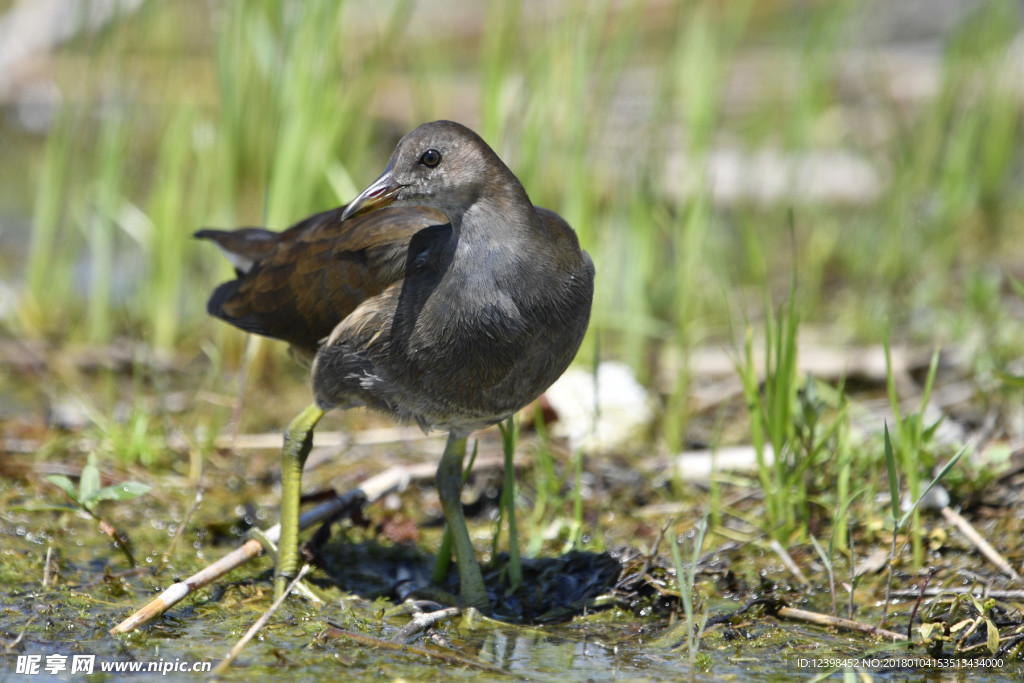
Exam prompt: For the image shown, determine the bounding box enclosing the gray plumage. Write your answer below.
[199,120,594,436]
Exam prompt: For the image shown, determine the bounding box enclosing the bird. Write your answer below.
[196,120,595,610]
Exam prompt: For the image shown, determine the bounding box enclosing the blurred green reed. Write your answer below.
[8,0,1023,521]
[17,0,1024,354]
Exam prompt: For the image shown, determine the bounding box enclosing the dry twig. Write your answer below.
[391,605,462,644]
[768,539,809,585]
[212,565,311,675]
[155,489,203,577]
[111,464,410,634]
[776,606,908,642]
[940,506,1023,582]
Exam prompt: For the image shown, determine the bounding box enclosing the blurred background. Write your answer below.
[3,3,1024,673]
[1,0,1023,456]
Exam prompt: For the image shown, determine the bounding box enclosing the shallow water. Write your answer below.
[1,451,1021,683]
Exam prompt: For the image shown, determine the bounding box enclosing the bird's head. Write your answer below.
[341,121,509,224]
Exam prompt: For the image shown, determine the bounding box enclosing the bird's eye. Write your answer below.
[420,149,442,167]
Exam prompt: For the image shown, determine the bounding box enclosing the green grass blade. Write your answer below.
[883,422,900,526]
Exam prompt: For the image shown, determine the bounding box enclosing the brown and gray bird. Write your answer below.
[197,120,594,610]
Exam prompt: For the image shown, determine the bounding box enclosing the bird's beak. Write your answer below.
[341,165,401,221]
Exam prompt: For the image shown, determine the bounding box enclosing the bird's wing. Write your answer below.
[200,205,448,354]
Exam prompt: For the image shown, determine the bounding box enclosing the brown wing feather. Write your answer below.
[200,205,448,355]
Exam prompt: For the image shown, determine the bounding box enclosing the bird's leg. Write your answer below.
[435,433,489,611]
[430,527,453,584]
[274,403,325,600]
[431,439,479,584]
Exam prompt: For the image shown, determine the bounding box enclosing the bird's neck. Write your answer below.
[453,179,538,241]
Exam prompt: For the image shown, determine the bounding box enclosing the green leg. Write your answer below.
[431,527,453,585]
[499,416,522,592]
[274,403,325,600]
[435,433,489,610]
[431,440,478,585]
